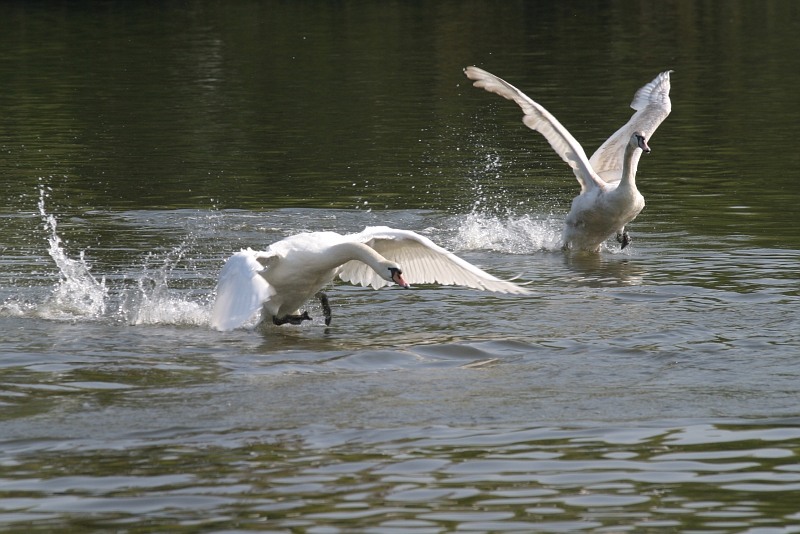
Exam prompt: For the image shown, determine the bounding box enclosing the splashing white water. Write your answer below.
[452,211,563,254]
[118,249,210,327]
[37,187,108,319]
[446,149,566,254]
[32,187,211,327]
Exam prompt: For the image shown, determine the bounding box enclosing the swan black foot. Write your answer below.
[272,293,331,326]
[316,291,332,326]
[273,311,312,326]
[617,231,631,249]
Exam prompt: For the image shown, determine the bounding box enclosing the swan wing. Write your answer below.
[589,70,672,183]
[338,226,532,294]
[465,66,605,193]
[210,249,274,331]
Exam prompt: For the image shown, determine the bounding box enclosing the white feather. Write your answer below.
[338,226,531,293]
[589,70,672,183]
[210,249,273,331]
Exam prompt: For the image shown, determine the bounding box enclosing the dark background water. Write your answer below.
[4,1,800,219]
[2,1,800,532]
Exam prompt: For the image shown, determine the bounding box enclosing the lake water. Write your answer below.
[2,1,800,532]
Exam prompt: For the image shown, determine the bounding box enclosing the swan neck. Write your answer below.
[619,143,640,189]
[329,242,385,271]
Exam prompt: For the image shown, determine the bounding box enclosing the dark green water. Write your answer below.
[2,1,800,532]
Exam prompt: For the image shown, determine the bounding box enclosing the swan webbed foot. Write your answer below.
[616,231,631,249]
[315,291,332,326]
[272,294,332,327]
[273,311,313,326]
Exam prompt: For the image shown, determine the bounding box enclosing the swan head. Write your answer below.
[632,132,651,153]
[385,265,410,288]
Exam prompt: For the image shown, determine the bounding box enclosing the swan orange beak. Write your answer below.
[392,271,410,288]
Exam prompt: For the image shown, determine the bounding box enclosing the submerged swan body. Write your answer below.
[464,67,672,252]
[210,226,531,331]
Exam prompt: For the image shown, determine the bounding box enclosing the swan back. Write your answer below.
[589,70,672,183]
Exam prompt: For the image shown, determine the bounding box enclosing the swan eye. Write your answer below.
[635,133,651,153]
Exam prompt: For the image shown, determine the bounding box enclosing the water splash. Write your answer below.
[33,186,211,327]
[451,152,565,254]
[452,210,563,254]
[119,247,209,327]
[37,187,108,319]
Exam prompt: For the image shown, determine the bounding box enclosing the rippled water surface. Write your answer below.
[2,1,800,532]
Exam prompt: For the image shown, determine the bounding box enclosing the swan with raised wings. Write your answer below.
[210,226,531,331]
[464,66,672,252]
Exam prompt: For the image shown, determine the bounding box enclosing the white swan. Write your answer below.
[210,226,531,331]
[464,67,672,252]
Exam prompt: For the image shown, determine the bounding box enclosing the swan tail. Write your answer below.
[210,249,272,331]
